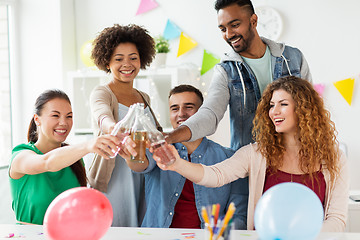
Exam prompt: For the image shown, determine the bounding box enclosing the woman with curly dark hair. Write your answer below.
[152,76,349,231]
[88,24,162,227]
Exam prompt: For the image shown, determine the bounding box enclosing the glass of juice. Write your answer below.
[130,131,147,163]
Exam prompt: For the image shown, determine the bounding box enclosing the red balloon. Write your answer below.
[44,187,113,240]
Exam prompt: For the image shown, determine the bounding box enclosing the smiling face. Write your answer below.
[35,98,73,145]
[217,3,256,54]
[108,42,141,84]
[269,89,298,135]
[169,91,202,129]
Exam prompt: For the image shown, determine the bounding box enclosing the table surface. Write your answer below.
[0,224,360,240]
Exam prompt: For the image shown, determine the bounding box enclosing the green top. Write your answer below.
[9,142,81,224]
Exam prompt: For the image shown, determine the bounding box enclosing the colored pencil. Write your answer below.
[211,204,216,231]
[215,202,236,240]
[201,206,213,239]
[214,203,220,225]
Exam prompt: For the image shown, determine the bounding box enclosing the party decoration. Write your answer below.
[163,19,182,40]
[136,0,159,15]
[254,182,323,240]
[200,50,220,75]
[177,32,198,57]
[313,83,325,97]
[80,40,95,67]
[44,187,113,240]
[333,78,355,105]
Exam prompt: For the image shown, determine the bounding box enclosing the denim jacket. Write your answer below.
[183,37,312,150]
[141,137,249,229]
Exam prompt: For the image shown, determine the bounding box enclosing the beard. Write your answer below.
[227,23,255,53]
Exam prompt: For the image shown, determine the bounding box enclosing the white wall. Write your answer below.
[13,0,62,143]
[15,0,360,189]
[12,0,76,144]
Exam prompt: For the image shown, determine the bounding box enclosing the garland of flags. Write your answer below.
[314,77,356,106]
[333,77,355,106]
[136,0,220,76]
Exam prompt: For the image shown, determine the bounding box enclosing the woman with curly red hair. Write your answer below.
[152,76,349,231]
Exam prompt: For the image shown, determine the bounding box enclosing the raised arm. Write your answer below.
[153,144,205,183]
[165,125,192,144]
[10,135,120,179]
[300,51,312,82]
[166,65,230,143]
[155,143,254,189]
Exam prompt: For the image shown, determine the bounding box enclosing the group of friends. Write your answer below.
[9,0,348,232]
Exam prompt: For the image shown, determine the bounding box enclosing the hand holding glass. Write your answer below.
[109,104,137,158]
[140,114,176,166]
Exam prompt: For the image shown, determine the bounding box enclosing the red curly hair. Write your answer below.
[253,76,339,182]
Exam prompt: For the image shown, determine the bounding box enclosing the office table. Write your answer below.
[0,224,360,240]
[348,190,360,232]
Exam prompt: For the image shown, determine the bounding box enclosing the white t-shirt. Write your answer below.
[242,46,272,94]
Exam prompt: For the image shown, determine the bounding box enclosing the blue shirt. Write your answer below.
[141,137,249,229]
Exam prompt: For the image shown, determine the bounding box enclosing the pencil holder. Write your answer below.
[204,222,232,240]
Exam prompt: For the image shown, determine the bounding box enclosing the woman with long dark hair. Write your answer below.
[9,89,120,225]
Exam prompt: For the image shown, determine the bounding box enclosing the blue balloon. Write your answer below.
[254,182,324,240]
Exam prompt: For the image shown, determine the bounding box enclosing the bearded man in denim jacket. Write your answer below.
[166,0,312,151]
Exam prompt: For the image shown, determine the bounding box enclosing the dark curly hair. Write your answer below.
[91,24,155,73]
[253,76,339,183]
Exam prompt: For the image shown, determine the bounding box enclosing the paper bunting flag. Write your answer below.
[313,83,325,97]
[201,50,220,75]
[163,19,181,40]
[333,78,355,105]
[177,32,198,57]
[136,0,159,15]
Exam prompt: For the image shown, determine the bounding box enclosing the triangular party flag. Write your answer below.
[201,50,220,75]
[177,32,198,57]
[136,0,159,15]
[313,83,325,97]
[333,78,355,105]
[163,19,181,40]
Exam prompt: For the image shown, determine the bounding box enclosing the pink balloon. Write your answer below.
[44,187,113,240]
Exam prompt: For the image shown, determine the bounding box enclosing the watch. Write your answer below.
[255,6,283,40]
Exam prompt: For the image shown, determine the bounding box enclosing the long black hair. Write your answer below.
[28,89,87,186]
